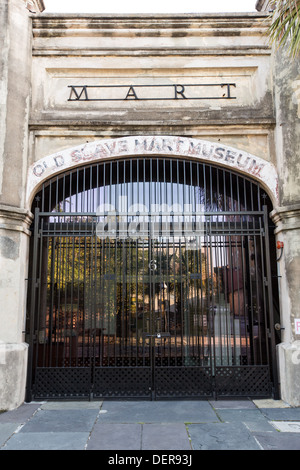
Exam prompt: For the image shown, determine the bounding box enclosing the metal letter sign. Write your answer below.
[68,83,237,102]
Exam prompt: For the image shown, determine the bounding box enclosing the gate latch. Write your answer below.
[143,332,171,338]
[155,332,171,338]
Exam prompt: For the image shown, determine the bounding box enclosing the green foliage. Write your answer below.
[268,0,300,57]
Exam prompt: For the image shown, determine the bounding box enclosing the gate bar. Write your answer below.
[263,205,280,399]
[25,207,40,402]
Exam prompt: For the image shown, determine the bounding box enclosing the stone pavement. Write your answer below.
[0,399,300,451]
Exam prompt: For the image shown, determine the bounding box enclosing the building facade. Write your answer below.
[0,0,300,409]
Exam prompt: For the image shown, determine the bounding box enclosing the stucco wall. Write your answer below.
[0,0,33,409]
[29,13,275,172]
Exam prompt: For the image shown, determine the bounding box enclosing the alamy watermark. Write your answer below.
[96,196,205,247]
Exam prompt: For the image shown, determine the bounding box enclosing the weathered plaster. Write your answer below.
[0,0,32,207]
[0,235,19,260]
[0,1,9,196]
[271,204,300,338]
[292,79,300,119]
[273,47,300,207]
[0,343,28,410]
[278,342,300,407]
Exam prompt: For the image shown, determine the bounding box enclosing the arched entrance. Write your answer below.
[26,154,280,401]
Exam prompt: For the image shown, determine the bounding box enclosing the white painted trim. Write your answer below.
[26,136,279,208]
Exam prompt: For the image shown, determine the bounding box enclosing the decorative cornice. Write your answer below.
[32,46,271,58]
[270,204,300,234]
[32,13,269,34]
[0,204,33,235]
[31,13,271,56]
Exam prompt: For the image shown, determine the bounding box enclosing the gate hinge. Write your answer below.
[263,277,268,287]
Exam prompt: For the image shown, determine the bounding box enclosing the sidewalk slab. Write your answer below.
[253,399,291,408]
[2,399,300,451]
[259,408,300,421]
[270,421,300,432]
[0,424,19,448]
[187,422,262,450]
[215,409,269,424]
[209,400,257,410]
[142,424,191,450]
[2,431,90,450]
[0,403,40,424]
[87,423,141,450]
[18,409,99,433]
[40,401,102,411]
[253,432,300,450]
[243,420,276,433]
[98,401,219,423]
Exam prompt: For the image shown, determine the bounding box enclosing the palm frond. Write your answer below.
[268,0,300,57]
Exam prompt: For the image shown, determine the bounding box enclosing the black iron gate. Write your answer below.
[26,158,279,400]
